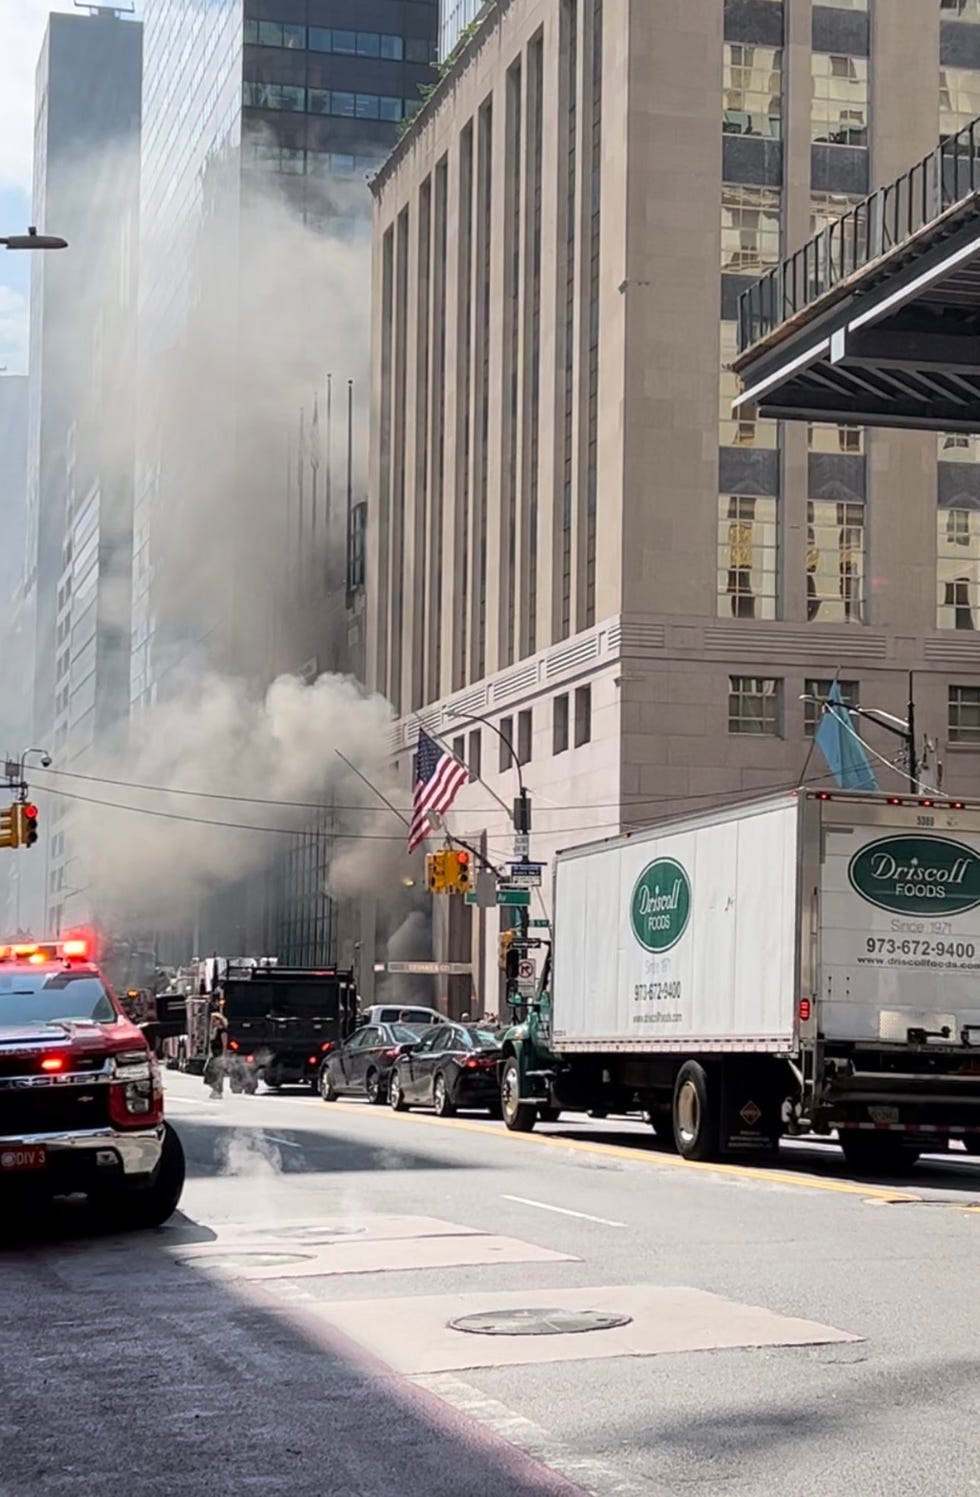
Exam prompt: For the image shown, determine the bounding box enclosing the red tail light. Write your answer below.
[320,1041,334,1052]
[246,1054,255,1063]
[228,1039,239,1051]
[464,1056,498,1070]
[380,1048,399,1060]
[799,998,812,1023]
[308,1054,318,1065]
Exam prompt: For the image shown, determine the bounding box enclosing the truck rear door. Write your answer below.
[817,798,980,1044]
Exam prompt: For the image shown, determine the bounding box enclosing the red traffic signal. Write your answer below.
[457,850,470,865]
[19,803,38,848]
[23,804,37,820]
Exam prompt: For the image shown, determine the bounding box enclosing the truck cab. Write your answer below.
[0,938,185,1227]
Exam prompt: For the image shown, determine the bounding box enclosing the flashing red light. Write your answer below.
[23,804,38,821]
[799,999,812,1023]
[27,953,45,965]
[919,799,934,809]
[41,1056,65,1072]
[887,797,903,806]
[817,792,832,801]
[457,850,470,865]
[952,801,966,810]
[62,938,88,958]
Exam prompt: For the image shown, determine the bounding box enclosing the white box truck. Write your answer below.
[498,789,980,1171]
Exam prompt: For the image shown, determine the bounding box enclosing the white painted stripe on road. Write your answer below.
[413,1373,665,1497]
[502,1194,625,1228]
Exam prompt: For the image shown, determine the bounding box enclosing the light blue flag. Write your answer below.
[814,681,879,792]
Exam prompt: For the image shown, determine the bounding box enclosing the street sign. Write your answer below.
[529,918,550,928]
[496,888,530,908]
[509,861,543,887]
[512,833,530,860]
[503,875,538,889]
[517,959,535,982]
[382,961,473,976]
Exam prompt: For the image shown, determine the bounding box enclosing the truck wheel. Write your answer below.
[366,1069,385,1106]
[319,1067,338,1102]
[501,1058,537,1133]
[672,1062,720,1161]
[100,1123,186,1232]
[433,1074,456,1118]
[839,1131,920,1175]
[538,1107,561,1124]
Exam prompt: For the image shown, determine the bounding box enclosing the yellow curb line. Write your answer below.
[321,1100,920,1204]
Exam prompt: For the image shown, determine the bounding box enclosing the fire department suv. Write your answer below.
[0,938,185,1227]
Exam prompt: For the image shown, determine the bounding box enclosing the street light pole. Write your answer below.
[445,711,530,858]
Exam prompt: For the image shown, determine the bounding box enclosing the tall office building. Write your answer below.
[0,376,30,936]
[26,6,142,934]
[135,1,438,961]
[440,0,487,59]
[367,0,980,1009]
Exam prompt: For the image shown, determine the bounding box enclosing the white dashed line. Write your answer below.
[502,1195,625,1227]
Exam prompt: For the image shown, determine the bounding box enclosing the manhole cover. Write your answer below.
[181,1252,314,1270]
[254,1224,368,1242]
[449,1308,632,1337]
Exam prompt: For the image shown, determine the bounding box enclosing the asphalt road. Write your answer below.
[4,1075,980,1496]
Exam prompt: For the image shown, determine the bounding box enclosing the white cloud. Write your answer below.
[0,284,29,373]
[0,2,82,195]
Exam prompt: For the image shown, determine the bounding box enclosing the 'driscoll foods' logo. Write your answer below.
[630,859,691,952]
[848,835,980,917]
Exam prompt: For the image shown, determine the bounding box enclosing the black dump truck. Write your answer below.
[219,962,358,1092]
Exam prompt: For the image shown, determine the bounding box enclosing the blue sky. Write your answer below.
[0,3,84,373]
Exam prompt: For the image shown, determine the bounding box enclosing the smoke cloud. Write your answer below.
[25,134,406,947]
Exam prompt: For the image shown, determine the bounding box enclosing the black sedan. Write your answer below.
[319,1023,423,1104]
[388,1023,502,1117]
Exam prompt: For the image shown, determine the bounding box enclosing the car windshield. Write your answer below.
[388,1023,423,1043]
[0,972,117,1026]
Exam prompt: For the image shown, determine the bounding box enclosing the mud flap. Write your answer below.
[719,1062,782,1155]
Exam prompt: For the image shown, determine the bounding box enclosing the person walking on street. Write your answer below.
[205,992,228,1099]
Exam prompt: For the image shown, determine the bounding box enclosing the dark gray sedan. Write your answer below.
[318,1023,423,1104]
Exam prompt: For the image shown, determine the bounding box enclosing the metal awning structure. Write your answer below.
[733,119,980,433]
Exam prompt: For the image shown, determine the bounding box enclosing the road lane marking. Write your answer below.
[319,1099,921,1202]
[502,1194,625,1227]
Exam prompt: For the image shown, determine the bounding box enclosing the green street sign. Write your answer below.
[497,888,531,907]
[529,918,550,927]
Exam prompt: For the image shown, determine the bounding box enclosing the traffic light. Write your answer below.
[447,849,472,893]
[426,850,450,894]
[17,803,38,849]
[499,929,516,972]
[0,805,19,849]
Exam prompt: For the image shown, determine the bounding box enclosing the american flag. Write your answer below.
[408,729,468,853]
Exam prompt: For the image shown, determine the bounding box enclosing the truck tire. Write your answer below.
[839,1131,920,1175]
[98,1123,186,1232]
[650,1107,679,1152]
[501,1057,537,1133]
[538,1107,562,1124]
[672,1061,720,1161]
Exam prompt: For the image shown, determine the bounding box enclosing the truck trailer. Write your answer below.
[499,789,980,1171]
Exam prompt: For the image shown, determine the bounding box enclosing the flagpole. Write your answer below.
[297,406,305,584]
[346,379,354,593]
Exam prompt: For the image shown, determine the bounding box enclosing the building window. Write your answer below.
[721,185,781,275]
[517,709,532,766]
[729,677,781,736]
[811,54,868,148]
[718,495,778,621]
[804,678,859,736]
[808,422,863,453]
[468,729,482,782]
[807,500,865,623]
[818,0,867,9]
[720,323,777,447]
[574,685,592,747]
[939,433,980,463]
[346,501,366,592]
[453,735,466,764]
[499,716,514,772]
[938,508,980,630]
[244,19,306,47]
[723,43,782,139]
[940,69,980,138]
[553,694,569,754]
[949,685,980,745]
[942,0,980,19]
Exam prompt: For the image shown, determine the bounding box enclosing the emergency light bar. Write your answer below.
[0,937,91,963]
